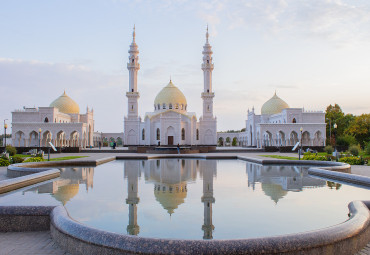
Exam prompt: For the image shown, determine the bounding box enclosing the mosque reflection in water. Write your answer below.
[22,160,327,240]
[23,167,94,205]
[124,159,216,239]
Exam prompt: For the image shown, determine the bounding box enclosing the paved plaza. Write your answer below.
[1,150,370,254]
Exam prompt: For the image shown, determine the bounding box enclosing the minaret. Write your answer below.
[127,25,140,117]
[201,25,215,119]
[125,161,140,235]
[124,26,141,145]
[201,161,215,239]
[199,26,217,145]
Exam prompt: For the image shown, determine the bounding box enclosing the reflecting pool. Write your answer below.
[1,159,370,240]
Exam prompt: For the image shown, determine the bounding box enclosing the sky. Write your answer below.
[1,0,370,133]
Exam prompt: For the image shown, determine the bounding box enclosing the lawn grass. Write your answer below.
[49,156,88,161]
[14,154,31,158]
[259,155,298,160]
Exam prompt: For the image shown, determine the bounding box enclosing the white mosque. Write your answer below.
[124,27,217,146]
[10,27,327,150]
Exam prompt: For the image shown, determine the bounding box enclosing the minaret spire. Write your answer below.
[199,25,217,145]
[206,24,209,44]
[125,26,141,146]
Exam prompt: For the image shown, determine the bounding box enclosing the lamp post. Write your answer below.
[326,118,331,145]
[333,123,338,161]
[299,127,303,160]
[3,119,8,153]
[38,128,42,152]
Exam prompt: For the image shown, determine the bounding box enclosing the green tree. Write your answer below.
[345,114,370,147]
[325,104,354,144]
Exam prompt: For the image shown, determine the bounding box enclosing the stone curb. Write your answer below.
[43,201,370,254]
[0,169,60,194]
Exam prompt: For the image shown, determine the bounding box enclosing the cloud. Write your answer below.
[225,0,370,45]
[0,58,125,132]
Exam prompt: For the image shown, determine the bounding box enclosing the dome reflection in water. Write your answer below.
[3,159,370,240]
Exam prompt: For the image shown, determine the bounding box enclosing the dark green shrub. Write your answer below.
[348,145,361,156]
[336,135,357,147]
[0,158,10,166]
[5,145,17,156]
[339,156,364,165]
[325,145,333,154]
[10,156,25,164]
[24,157,44,162]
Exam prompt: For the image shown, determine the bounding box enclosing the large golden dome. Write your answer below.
[261,183,287,204]
[261,92,289,115]
[154,81,187,110]
[154,183,187,215]
[50,91,80,114]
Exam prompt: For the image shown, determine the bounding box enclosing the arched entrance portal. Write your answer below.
[166,126,175,145]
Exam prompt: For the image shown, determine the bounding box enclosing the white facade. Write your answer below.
[246,93,326,148]
[11,96,94,148]
[124,27,217,146]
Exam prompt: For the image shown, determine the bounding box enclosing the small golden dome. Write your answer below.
[52,184,80,205]
[50,91,80,114]
[261,92,289,115]
[154,81,187,110]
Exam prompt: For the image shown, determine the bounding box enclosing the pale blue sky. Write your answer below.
[1,0,370,132]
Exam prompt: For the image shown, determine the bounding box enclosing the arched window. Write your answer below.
[157,104,160,110]
[156,128,160,140]
[163,103,166,109]
[181,128,185,140]
[44,117,48,123]
[175,104,179,109]
[132,59,134,63]
[196,129,199,140]
[169,103,172,109]
[292,118,297,123]
[142,129,145,140]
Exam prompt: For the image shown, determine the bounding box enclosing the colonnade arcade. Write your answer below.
[258,130,324,148]
[13,130,89,148]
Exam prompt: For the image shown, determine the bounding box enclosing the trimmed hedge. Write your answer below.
[302,155,329,161]
[339,156,365,165]
[0,158,10,166]
[24,157,44,162]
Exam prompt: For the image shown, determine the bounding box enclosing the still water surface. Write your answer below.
[1,159,370,240]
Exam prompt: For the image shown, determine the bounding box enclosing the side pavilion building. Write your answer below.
[246,92,326,148]
[11,91,94,148]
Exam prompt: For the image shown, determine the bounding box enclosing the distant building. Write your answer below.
[11,91,94,148]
